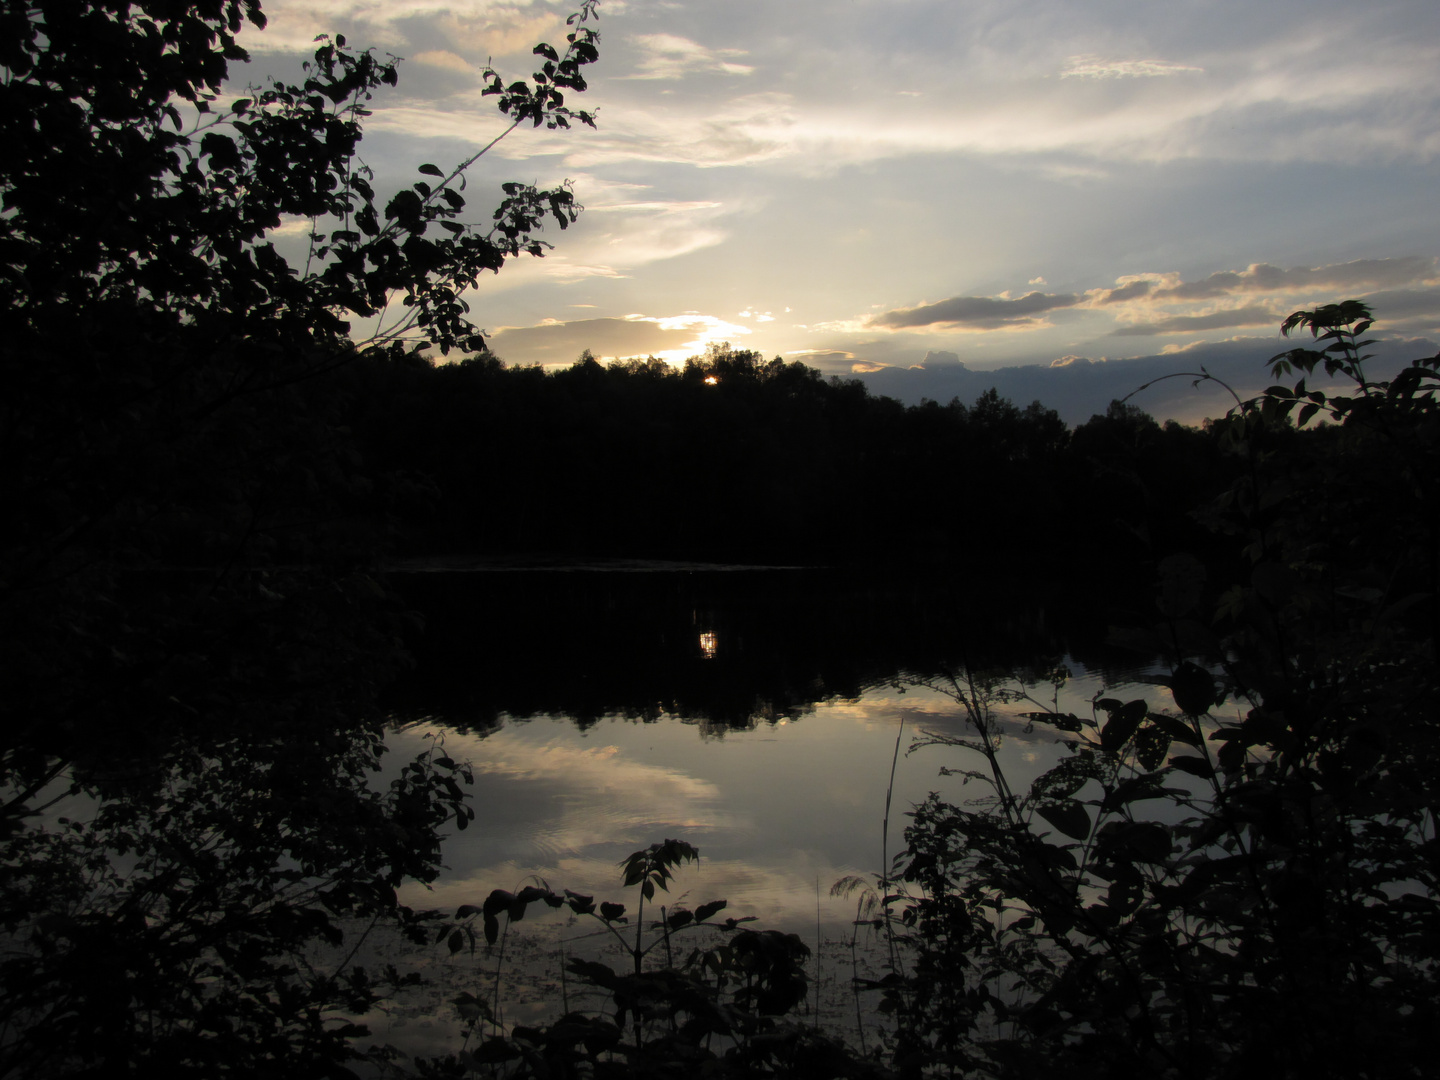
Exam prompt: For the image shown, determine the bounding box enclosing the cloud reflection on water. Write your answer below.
[394,661,1164,936]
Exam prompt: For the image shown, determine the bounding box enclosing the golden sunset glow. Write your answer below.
[243,0,1440,427]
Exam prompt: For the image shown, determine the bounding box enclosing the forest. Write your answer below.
[340,342,1228,580]
[2,2,1438,1078]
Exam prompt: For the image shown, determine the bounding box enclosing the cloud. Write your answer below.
[487,316,688,365]
[243,1,564,58]
[871,291,1080,330]
[520,15,1440,173]
[1088,259,1437,310]
[539,93,795,168]
[1098,279,1160,304]
[1160,340,1213,355]
[580,195,733,266]
[789,256,1439,404]
[1147,258,1436,302]
[473,739,718,798]
[459,739,726,858]
[269,216,313,238]
[855,333,1436,427]
[410,49,474,73]
[248,1,1440,179]
[1362,286,1440,316]
[1062,56,1204,79]
[785,349,854,364]
[619,33,755,80]
[408,184,735,293]
[435,8,563,58]
[1356,287,1440,331]
[485,313,750,366]
[1110,305,1278,336]
[537,262,627,282]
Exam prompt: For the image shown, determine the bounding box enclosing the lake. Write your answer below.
[367,563,1169,1052]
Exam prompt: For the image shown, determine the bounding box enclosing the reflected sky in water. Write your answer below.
[394,660,1171,938]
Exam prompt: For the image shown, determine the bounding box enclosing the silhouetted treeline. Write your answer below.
[340,343,1234,589]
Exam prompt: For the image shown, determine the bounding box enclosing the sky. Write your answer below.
[241,0,1440,424]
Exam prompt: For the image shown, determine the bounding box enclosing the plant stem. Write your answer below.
[882,714,904,975]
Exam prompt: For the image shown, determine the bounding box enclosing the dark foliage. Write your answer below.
[881,304,1440,1079]
[418,842,890,1079]
[0,2,599,1075]
[7,4,1433,1078]
[340,342,1231,585]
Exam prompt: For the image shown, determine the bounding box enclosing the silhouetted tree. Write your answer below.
[0,2,601,1075]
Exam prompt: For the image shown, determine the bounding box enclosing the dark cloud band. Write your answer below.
[1110,305,1278,336]
[1096,257,1435,306]
[872,290,1079,330]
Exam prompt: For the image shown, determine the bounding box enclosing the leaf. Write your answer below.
[418,163,444,176]
[447,930,464,955]
[1105,876,1146,915]
[1114,822,1172,863]
[1169,755,1214,779]
[1152,713,1202,747]
[1030,754,1101,802]
[1035,801,1092,840]
[482,890,514,919]
[1101,773,1169,812]
[1034,842,1078,871]
[385,188,423,223]
[1100,699,1147,752]
[1132,723,1171,771]
[566,958,620,989]
[696,899,727,922]
[599,902,626,922]
[1167,662,1219,717]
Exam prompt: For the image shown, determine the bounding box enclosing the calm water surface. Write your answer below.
[365,567,1176,1052]
[391,662,1166,938]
